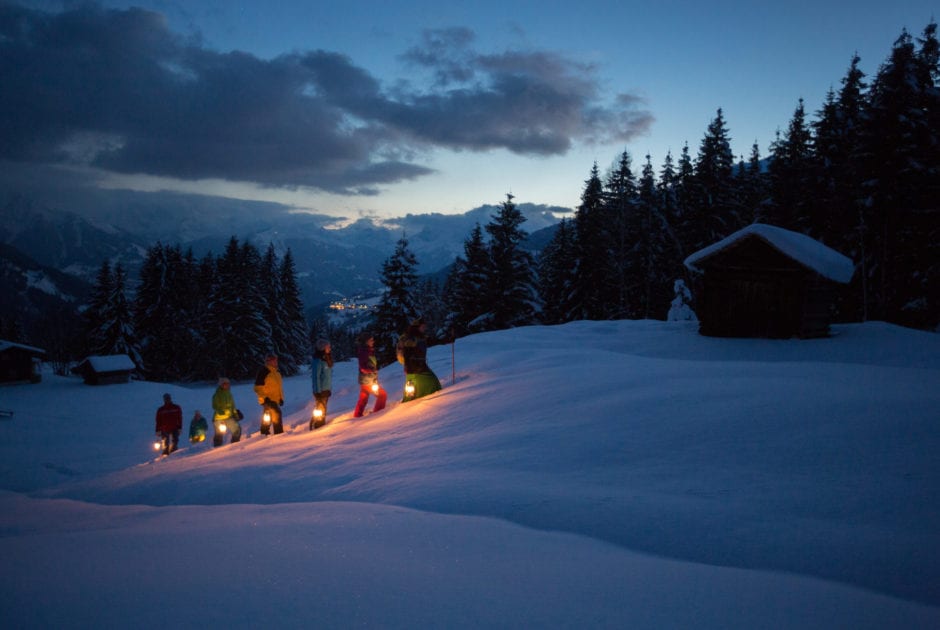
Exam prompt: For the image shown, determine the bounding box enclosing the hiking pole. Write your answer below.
[450,329,455,386]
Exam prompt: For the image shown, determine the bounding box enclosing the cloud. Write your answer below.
[0,3,653,194]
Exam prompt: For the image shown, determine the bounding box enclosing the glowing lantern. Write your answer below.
[263,411,272,425]
[153,440,163,452]
[371,382,379,394]
[404,381,416,397]
[309,406,325,431]
[218,423,227,434]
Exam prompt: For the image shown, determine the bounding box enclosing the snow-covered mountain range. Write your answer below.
[0,192,566,317]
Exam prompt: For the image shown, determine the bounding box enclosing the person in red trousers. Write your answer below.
[353,332,386,417]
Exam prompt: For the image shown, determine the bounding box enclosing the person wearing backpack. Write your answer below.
[353,332,386,418]
[254,355,284,434]
[399,318,441,401]
[154,393,182,455]
[212,377,242,445]
[188,410,208,443]
[310,338,333,429]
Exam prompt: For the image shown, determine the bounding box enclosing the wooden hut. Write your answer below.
[72,354,136,385]
[0,339,45,384]
[684,224,854,339]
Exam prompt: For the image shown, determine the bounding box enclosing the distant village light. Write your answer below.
[328,298,375,312]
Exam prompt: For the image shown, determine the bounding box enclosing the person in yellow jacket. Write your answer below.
[254,354,284,434]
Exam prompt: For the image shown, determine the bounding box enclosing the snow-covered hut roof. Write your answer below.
[684,223,855,284]
[81,355,136,373]
[0,339,46,355]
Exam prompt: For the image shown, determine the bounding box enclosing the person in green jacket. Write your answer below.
[212,377,242,446]
[399,318,442,401]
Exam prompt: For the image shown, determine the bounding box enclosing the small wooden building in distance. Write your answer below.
[0,339,45,384]
[72,354,136,385]
[684,224,855,339]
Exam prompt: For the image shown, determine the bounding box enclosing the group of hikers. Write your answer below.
[153,319,441,455]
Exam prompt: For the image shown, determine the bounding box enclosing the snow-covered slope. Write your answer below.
[1,320,938,628]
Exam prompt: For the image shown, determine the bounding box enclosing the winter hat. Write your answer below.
[316,338,330,351]
[218,377,230,387]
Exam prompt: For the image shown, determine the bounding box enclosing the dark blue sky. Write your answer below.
[4,1,937,221]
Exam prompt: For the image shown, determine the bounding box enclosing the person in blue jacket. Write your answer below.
[310,338,333,430]
[188,410,208,443]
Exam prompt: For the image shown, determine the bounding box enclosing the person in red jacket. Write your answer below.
[155,393,183,455]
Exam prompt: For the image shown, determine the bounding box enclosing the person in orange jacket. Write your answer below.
[254,354,284,434]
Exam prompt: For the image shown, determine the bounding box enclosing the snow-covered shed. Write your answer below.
[72,354,136,385]
[684,224,855,339]
[0,339,45,384]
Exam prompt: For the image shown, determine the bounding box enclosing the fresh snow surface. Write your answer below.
[1,320,938,629]
[684,223,856,284]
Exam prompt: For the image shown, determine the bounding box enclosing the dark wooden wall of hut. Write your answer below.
[694,237,838,339]
[0,347,42,383]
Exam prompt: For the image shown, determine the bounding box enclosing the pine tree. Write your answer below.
[537,218,579,325]
[811,55,868,322]
[810,88,842,236]
[261,244,286,365]
[768,98,814,231]
[741,142,768,225]
[373,235,420,364]
[98,263,141,367]
[414,277,446,341]
[205,238,272,380]
[192,252,217,379]
[690,108,739,249]
[442,224,491,336]
[857,28,937,326]
[603,151,638,318]
[134,243,196,381]
[657,151,689,286]
[481,193,538,329]
[673,143,697,257]
[630,155,681,319]
[573,163,611,319]
[0,316,26,343]
[83,260,113,356]
[915,22,940,329]
[275,249,310,376]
